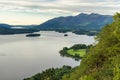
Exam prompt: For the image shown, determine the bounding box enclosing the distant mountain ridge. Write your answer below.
[38,13,113,31]
[0,13,113,35]
[0,24,12,29]
[0,24,39,34]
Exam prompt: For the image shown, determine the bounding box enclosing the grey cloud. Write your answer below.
[0,0,120,15]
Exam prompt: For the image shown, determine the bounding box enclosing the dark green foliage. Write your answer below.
[72,30,99,36]
[64,34,68,36]
[62,13,120,80]
[26,34,41,37]
[23,66,72,80]
[70,44,87,50]
[59,47,69,56]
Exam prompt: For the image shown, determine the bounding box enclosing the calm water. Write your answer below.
[0,31,95,80]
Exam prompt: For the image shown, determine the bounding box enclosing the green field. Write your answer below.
[67,49,86,57]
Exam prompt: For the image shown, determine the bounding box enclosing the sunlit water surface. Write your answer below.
[0,31,95,80]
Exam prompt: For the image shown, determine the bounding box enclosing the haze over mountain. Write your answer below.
[0,0,119,25]
[38,13,113,31]
[0,13,113,35]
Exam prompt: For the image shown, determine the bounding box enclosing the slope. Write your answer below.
[38,13,113,31]
[62,13,120,80]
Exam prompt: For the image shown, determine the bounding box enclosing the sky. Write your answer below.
[0,0,120,25]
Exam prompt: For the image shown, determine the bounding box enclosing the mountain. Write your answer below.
[0,13,113,35]
[0,24,12,29]
[37,13,113,31]
[0,24,39,34]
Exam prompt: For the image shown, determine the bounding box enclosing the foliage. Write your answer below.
[59,44,93,60]
[24,66,73,80]
[62,13,120,80]
[79,75,94,80]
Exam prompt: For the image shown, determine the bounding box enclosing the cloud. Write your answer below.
[0,0,120,25]
[0,0,120,15]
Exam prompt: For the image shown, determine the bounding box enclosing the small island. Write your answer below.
[26,33,41,37]
[59,44,93,60]
[64,34,68,36]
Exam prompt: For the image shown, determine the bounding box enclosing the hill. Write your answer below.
[37,13,113,34]
[0,24,39,34]
[62,13,120,80]
[0,24,12,29]
[0,13,113,35]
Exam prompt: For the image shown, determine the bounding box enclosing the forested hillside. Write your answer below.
[62,13,120,80]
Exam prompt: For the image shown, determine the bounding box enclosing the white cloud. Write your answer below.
[0,0,120,15]
[0,0,120,24]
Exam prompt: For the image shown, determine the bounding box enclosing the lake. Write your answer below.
[0,31,95,80]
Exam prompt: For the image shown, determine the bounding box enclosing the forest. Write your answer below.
[24,66,73,80]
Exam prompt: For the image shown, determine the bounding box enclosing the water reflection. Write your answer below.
[0,31,95,80]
